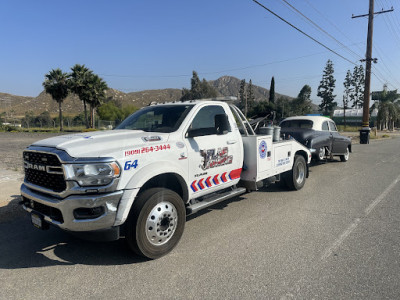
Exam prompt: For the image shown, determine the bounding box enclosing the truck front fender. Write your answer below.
[123,161,187,191]
[114,162,188,226]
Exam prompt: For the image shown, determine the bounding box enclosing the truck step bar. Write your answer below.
[186,187,247,215]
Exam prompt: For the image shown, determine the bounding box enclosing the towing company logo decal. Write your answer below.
[199,147,233,171]
[190,168,242,192]
[259,140,267,159]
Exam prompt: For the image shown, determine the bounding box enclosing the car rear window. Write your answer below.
[329,121,337,131]
[280,120,313,129]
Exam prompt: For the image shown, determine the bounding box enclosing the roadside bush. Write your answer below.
[0,125,21,132]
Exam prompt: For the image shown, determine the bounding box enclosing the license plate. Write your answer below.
[31,213,43,229]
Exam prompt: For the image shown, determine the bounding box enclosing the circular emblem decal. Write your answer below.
[176,142,185,149]
[259,140,267,159]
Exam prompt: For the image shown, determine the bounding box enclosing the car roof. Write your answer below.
[280,116,334,130]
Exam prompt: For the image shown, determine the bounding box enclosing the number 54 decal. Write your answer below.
[124,160,138,170]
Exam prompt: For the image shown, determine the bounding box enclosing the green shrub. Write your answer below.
[0,125,21,132]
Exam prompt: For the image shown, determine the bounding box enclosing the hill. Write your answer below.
[0,76,293,117]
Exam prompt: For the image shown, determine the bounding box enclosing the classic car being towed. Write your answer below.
[279,116,352,162]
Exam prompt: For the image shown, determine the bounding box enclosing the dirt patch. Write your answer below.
[0,132,65,172]
[0,132,66,222]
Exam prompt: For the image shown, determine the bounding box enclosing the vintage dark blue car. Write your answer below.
[280,116,352,162]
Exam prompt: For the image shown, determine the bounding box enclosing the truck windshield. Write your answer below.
[115,104,194,133]
[280,120,313,129]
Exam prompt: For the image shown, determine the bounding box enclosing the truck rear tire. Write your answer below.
[126,188,186,259]
[285,155,306,190]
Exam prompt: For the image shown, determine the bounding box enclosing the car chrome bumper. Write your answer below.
[21,183,123,232]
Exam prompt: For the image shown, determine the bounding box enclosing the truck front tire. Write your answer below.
[126,188,186,259]
[285,155,306,190]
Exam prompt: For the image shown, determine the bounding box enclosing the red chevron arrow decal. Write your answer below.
[191,181,198,192]
[205,176,212,187]
[213,174,220,185]
[198,178,205,190]
[221,172,228,183]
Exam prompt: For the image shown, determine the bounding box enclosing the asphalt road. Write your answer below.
[1,137,399,299]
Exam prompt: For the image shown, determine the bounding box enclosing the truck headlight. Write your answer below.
[64,162,120,186]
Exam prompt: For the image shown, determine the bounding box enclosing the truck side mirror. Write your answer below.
[214,114,230,135]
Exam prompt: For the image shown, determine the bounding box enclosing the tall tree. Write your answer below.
[180,71,217,101]
[190,71,202,99]
[239,79,246,110]
[69,64,93,128]
[292,85,312,115]
[85,74,108,128]
[42,68,69,131]
[351,65,365,109]
[269,76,275,104]
[372,85,400,130]
[276,96,291,119]
[317,59,337,116]
[246,79,255,117]
[343,70,353,128]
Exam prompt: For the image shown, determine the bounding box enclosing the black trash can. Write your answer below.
[359,127,371,144]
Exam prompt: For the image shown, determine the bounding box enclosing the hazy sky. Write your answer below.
[1,0,399,105]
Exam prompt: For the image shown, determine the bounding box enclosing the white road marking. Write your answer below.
[365,176,399,215]
[321,173,400,261]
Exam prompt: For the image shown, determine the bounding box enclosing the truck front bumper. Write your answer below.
[21,183,123,232]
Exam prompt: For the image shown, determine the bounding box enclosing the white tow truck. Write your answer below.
[21,98,311,259]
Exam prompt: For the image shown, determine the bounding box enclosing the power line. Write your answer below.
[99,45,359,80]
[279,0,363,61]
[304,0,369,64]
[373,45,400,87]
[375,0,400,46]
[302,0,398,90]
[251,0,357,65]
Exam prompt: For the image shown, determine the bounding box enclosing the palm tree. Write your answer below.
[372,87,400,130]
[42,69,69,131]
[69,64,93,128]
[85,74,108,128]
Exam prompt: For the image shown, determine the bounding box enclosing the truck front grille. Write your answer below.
[23,151,66,193]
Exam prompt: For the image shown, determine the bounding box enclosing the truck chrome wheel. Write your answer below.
[285,155,307,191]
[145,201,178,246]
[126,188,186,259]
[295,162,305,186]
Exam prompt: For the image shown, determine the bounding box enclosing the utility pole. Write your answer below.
[352,1,394,144]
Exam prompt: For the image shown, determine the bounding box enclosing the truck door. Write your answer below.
[184,104,243,198]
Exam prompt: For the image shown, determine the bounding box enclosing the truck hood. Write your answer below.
[32,130,170,158]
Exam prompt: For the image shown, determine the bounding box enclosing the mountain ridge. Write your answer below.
[0,76,291,117]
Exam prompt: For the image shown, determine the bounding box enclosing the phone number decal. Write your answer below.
[124,144,171,157]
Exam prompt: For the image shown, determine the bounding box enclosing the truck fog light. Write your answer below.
[73,207,105,220]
